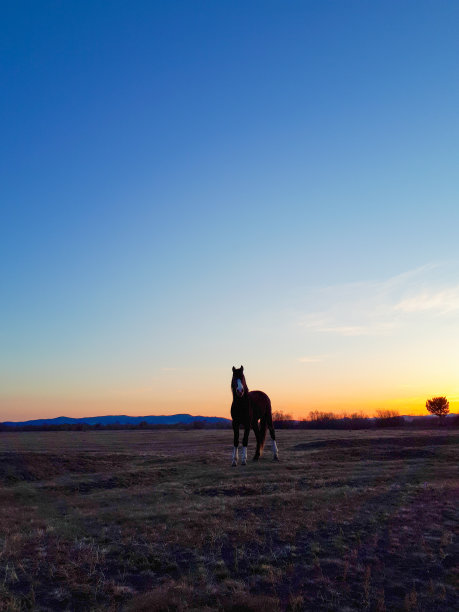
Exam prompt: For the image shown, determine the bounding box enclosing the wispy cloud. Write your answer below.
[394,287,459,314]
[311,325,381,336]
[298,263,459,337]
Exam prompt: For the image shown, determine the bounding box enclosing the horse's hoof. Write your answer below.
[232,462,237,467]
[252,456,259,462]
[273,455,280,462]
[241,460,246,466]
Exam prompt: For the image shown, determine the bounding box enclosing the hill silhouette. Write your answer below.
[1,414,231,427]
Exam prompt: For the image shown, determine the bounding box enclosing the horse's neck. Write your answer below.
[232,392,249,405]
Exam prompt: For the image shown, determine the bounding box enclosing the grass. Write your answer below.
[0,429,457,611]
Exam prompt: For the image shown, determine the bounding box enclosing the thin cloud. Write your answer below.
[394,287,459,314]
[313,325,376,337]
[302,322,398,337]
[298,263,459,336]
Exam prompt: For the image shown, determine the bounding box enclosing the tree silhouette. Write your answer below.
[272,410,293,422]
[425,396,449,423]
[375,409,404,428]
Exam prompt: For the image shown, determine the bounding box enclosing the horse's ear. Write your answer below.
[232,366,236,372]
[241,365,244,372]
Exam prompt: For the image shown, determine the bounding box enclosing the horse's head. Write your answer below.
[231,365,247,398]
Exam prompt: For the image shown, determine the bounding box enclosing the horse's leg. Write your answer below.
[252,419,261,461]
[267,410,279,461]
[241,423,250,465]
[232,421,239,466]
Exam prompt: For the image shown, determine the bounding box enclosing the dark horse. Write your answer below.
[230,365,279,466]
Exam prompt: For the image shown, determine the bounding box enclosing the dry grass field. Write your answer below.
[0,428,457,611]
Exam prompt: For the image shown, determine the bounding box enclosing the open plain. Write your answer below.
[0,428,457,611]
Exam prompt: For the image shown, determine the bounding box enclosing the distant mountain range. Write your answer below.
[1,414,231,427]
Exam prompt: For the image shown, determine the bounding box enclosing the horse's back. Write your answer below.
[248,390,271,411]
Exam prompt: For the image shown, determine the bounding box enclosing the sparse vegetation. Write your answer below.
[272,410,293,424]
[375,410,405,428]
[0,429,457,611]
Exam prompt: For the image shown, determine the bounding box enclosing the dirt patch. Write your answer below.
[0,452,128,485]
[294,434,458,451]
[41,468,177,494]
[312,447,439,462]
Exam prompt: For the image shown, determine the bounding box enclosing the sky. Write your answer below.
[1,1,458,421]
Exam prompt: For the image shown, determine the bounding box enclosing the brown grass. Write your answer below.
[0,429,457,611]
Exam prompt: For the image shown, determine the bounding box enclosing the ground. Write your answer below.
[0,428,457,611]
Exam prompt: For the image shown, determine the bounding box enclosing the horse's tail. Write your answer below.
[266,403,274,431]
[259,415,268,451]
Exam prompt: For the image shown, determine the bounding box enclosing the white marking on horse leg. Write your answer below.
[241,446,247,465]
[272,440,279,459]
[232,446,238,466]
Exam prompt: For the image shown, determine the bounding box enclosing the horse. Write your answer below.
[230,365,279,466]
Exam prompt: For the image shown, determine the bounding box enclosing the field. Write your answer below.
[0,429,457,611]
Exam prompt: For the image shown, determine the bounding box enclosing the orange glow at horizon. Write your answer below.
[1,389,457,423]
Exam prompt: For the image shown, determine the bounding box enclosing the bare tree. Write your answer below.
[308,410,334,421]
[425,396,450,423]
[376,410,400,419]
[272,410,293,422]
[375,409,404,428]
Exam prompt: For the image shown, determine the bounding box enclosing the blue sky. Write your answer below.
[1,1,458,420]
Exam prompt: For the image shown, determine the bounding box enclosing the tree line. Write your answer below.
[271,410,406,430]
